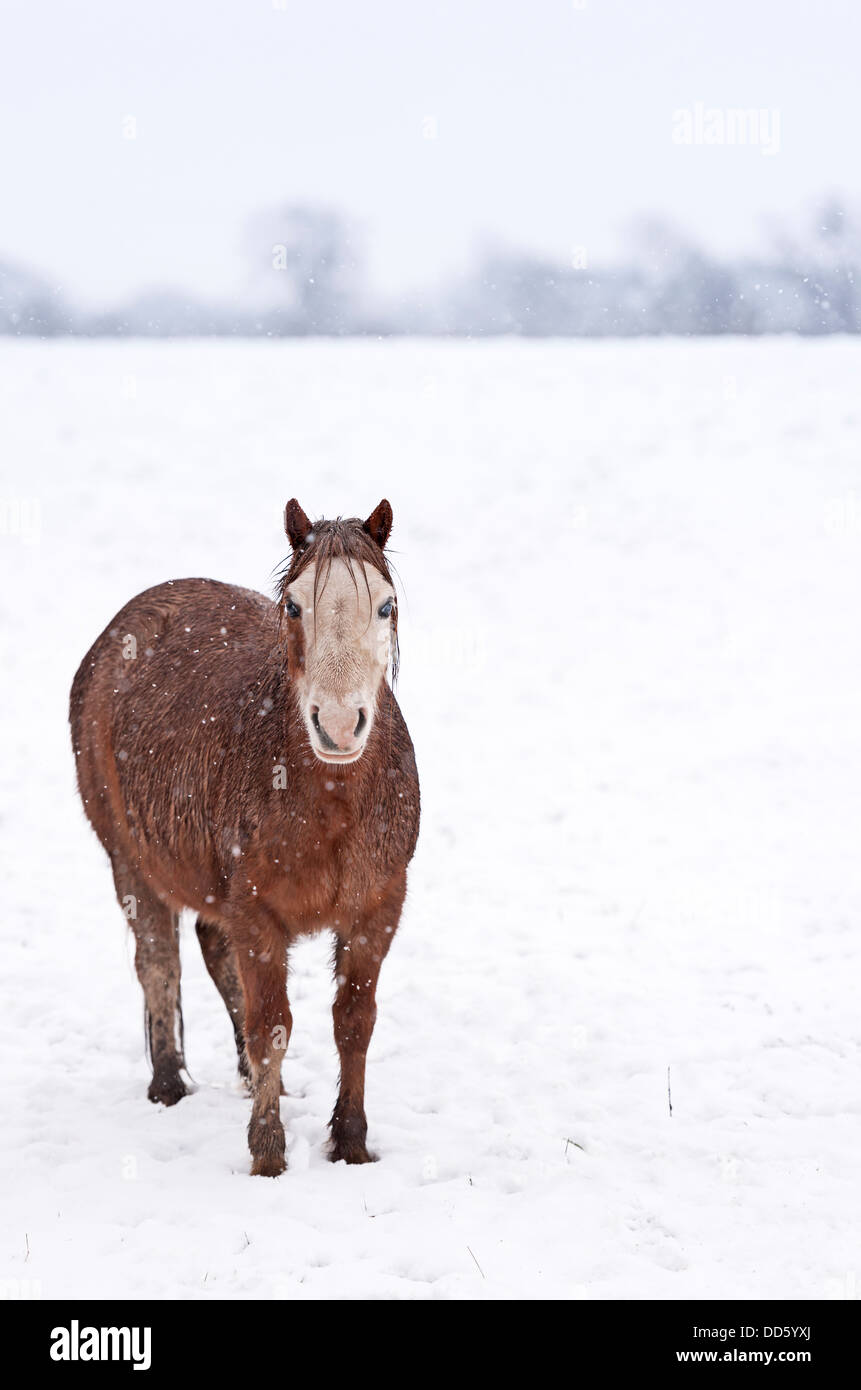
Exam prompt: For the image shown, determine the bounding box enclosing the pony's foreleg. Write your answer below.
[111,859,188,1106]
[329,873,406,1164]
[230,910,291,1177]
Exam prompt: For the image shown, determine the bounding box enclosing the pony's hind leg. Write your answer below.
[195,918,251,1089]
[111,859,188,1106]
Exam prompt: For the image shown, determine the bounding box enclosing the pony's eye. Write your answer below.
[378,599,394,619]
[285,599,301,619]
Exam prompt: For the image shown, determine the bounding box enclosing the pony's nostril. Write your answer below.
[354,708,367,738]
[310,709,339,752]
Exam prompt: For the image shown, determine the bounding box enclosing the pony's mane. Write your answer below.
[275,517,400,682]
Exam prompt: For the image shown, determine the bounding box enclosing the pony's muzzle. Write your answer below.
[309,701,369,760]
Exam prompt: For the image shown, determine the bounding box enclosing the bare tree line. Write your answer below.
[2,197,858,337]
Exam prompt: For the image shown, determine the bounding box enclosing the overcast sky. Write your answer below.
[3,0,859,306]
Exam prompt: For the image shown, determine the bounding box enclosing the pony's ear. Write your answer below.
[363,499,393,550]
[284,498,312,550]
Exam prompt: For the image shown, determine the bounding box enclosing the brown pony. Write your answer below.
[70,499,420,1175]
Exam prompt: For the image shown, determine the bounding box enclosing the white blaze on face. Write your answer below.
[287,558,394,763]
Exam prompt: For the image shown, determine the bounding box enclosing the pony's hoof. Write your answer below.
[148,1072,189,1106]
[329,1139,377,1165]
[251,1151,286,1177]
[248,1114,286,1176]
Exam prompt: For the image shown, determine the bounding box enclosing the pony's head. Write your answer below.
[278,499,398,765]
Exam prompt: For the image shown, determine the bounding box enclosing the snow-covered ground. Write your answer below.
[1,336,860,1300]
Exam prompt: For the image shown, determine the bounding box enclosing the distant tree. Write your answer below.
[805,196,860,332]
[244,203,363,334]
[767,197,861,333]
[0,259,67,335]
[626,218,749,334]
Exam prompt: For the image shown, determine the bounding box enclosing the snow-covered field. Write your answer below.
[1,337,859,1301]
